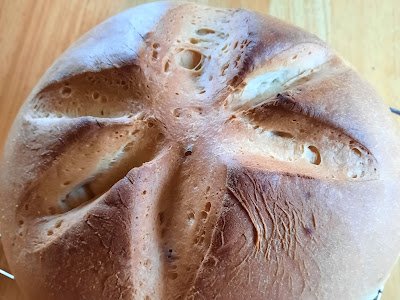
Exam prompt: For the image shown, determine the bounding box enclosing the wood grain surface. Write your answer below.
[0,1,399,299]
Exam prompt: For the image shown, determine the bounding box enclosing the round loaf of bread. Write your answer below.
[1,2,399,299]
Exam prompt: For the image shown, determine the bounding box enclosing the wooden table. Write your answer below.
[1,1,399,299]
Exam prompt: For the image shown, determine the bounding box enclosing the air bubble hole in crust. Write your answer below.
[187,212,195,225]
[175,49,204,70]
[60,86,72,98]
[164,60,171,73]
[304,145,321,165]
[196,28,215,35]
[169,272,178,280]
[268,131,294,139]
[92,91,100,100]
[221,63,229,76]
[152,50,159,60]
[173,108,182,117]
[55,220,63,228]
[352,148,362,157]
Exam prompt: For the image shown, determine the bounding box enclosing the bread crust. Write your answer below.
[1,2,399,299]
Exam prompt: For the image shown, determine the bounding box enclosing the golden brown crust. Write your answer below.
[1,2,399,299]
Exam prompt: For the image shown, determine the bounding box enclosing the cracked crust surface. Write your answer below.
[1,2,400,299]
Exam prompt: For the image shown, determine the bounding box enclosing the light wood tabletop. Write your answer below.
[0,1,399,299]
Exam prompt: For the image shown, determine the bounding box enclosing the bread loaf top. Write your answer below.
[1,2,399,299]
